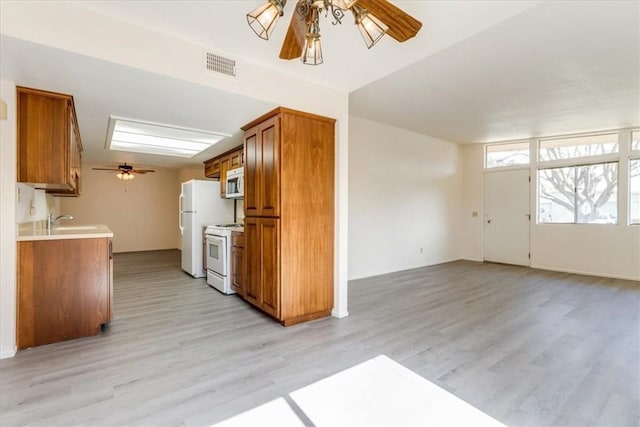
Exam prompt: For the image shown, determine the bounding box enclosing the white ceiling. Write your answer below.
[1,0,638,170]
[0,35,274,168]
[350,1,640,143]
[73,0,539,92]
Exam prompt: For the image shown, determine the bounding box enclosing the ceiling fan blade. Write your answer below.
[279,1,309,60]
[356,0,422,42]
[132,170,156,174]
[92,168,120,171]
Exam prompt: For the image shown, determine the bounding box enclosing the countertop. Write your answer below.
[18,224,114,241]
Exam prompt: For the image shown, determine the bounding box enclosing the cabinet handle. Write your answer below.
[109,240,113,260]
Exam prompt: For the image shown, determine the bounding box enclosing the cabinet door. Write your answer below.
[204,158,221,179]
[231,245,244,295]
[230,149,243,169]
[17,89,69,186]
[260,218,280,317]
[108,239,113,321]
[220,157,231,198]
[259,116,280,217]
[17,238,110,349]
[244,219,260,305]
[244,128,260,216]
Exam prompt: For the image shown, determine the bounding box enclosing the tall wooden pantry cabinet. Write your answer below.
[241,107,335,326]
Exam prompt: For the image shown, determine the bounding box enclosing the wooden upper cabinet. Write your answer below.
[243,115,280,217]
[203,145,244,182]
[230,150,243,169]
[204,158,220,178]
[17,86,82,196]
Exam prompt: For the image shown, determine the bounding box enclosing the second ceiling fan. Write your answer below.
[92,163,156,181]
[247,0,423,65]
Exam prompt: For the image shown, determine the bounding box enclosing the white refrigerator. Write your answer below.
[180,180,233,278]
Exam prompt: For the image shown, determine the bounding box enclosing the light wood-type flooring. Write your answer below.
[1,250,638,426]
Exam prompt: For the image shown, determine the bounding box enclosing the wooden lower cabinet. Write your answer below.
[231,231,245,296]
[244,218,280,318]
[17,237,113,349]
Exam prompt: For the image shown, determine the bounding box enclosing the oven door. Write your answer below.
[205,234,227,276]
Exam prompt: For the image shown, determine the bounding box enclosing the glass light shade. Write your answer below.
[355,8,388,48]
[334,0,358,9]
[117,172,135,181]
[247,0,284,40]
[302,35,323,65]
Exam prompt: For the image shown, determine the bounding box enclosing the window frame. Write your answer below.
[538,132,619,163]
[484,140,531,170]
[537,161,620,225]
[536,131,623,226]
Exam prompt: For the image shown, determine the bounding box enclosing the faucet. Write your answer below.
[46,213,74,229]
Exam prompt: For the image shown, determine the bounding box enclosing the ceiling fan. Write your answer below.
[247,0,423,65]
[92,163,156,181]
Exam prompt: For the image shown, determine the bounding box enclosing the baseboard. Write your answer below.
[1,348,16,359]
[348,257,464,281]
[331,308,349,318]
[459,257,484,262]
[531,264,640,282]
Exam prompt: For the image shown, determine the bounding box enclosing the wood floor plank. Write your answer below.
[0,251,638,426]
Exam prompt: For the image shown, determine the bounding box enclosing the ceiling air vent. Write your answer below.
[205,52,236,77]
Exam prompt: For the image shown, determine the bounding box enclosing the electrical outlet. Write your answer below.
[16,188,21,203]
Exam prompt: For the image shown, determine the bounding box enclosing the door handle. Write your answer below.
[487,219,492,224]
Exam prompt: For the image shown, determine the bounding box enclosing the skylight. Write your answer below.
[106,116,230,158]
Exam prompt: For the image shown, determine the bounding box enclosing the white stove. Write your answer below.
[204,224,243,294]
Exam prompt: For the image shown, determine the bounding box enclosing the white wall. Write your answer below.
[532,225,640,279]
[0,80,17,358]
[177,167,208,183]
[459,144,484,261]
[60,164,181,253]
[348,116,462,280]
[15,183,59,224]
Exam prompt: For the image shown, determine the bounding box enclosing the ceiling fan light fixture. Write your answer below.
[353,6,388,49]
[247,0,286,40]
[301,20,323,65]
[116,172,135,181]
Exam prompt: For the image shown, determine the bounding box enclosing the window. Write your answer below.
[633,130,640,152]
[485,142,529,168]
[539,133,618,161]
[631,159,640,225]
[538,162,618,224]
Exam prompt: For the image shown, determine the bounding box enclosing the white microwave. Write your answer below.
[225,167,244,199]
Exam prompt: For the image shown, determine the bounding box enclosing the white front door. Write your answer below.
[484,169,530,266]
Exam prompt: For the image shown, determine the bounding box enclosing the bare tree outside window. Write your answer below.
[485,142,529,168]
[538,137,624,224]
